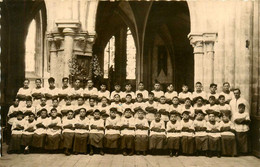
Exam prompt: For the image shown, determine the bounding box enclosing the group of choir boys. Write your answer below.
[7,77,250,157]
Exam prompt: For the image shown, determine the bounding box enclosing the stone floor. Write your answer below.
[1,144,260,167]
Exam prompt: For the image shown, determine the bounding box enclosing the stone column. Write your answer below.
[63,28,75,77]
[188,33,204,86]
[203,33,217,92]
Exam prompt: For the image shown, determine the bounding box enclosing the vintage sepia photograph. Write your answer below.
[0,0,260,166]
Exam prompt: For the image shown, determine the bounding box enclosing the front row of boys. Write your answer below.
[8,101,250,157]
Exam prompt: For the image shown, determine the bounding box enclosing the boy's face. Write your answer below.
[114,95,120,102]
[49,81,55,87]
[196,84,202,91]
[223,84,230,92]
[196,113,204,120]
[138,111,144,119]
[209,114,215,121]
[172,98,179,105]
[24,80,29,88]
[63,79,69,87]
[79,109,86,117]
[89,99,95,106]
[125,85,132,91]
[154,84,160,90]
[182,113,189,119]
[67,112,73,119]
[159,97,166,104]
[17,114,23,120]
[170,114,177,121]
[51,110,57,117]
[41,111,47,118]
[182,86,188,92]
[155,113,161,121]
[137,96,143,102]
[87,81,94,88]
[125,110,132,118]
[222,115,229,122]
[100,85,106,91]
[74,80,80,87]
[29,115,35,122]
[219,97,225,104]
[26,101,32,107]
[185,99,191,106]
[66,99,71,105]
[126,95,132,102]
[94,112,101,119]
[78,98,84,105]
[167,85,174,92]
[148,94,154,101]
[238,106,245,113]
[101,98,107,105]
[210,86,217,93]
[41,98,46,105]
[52,100,59,107]
[35,80,41,87]
[115,85,121,91]
[209,98,215,105]
[110,111,116,118]
[196,98,203,105]
[138,83,144,90]
[14,99,20,106]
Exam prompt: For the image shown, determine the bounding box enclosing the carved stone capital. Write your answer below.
[203,33,218,52]
[188,33,204,54]
[46,32,64,52]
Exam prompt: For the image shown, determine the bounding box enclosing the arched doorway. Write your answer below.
[93,1,192,92]
[143,1,193,92]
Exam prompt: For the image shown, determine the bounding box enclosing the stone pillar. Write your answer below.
[63,28,75,77]
[189,33,204,86]
[203,33,217,92]
[188,33,217,92]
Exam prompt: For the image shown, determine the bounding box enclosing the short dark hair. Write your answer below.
[48,77,55,83]
[223,82,230,86]
[62,77,69,82]
[210,83,217,88]
[35,78,41,82]
[195,82,202,85]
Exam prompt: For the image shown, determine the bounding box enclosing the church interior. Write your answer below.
[1,0,260,159]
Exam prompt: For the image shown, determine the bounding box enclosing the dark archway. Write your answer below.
[1,0,47,127]
[143,1,193,92]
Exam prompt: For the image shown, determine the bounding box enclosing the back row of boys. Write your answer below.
[12,77,248,121]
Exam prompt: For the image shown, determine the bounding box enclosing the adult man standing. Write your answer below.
[230,88,250,117]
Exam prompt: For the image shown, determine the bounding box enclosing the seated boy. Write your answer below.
[73,108,89,155]
[86,97,97,120]
[136,82,149,101]
[134,108,149,155]
[121,83,136,102]
[181,98,195,119]
[7,98,21,145]
[110,94,123,118]
[206,112,221,157]
[98,96,110,120]
[104,108,121,154]
[83,79,98,100]
[149,112,166,155]
[35,97,48,117]
[120,108,135,156]
[60,96,75,118]
[233,103,250,155]
[133,93,146,118]
[98,83,110,102]
[21,113,36,154]
[89,109,105,155]
[178,84,192,104]
[166,111,181,157]
[45,108,62,153]
[157,96,170,124]
[71,79,83,105]
[165,84,178,104]
[180,110,195,155]
[110,83,124,102]
[44,77,59,106]
[192,82,207,103]
[194,110,208,156]
[169,96,182,121]
[58,77,72,106]
[16,79,31,107]
[31,78,44,107]
[151,82,164,102]
[7,111,25,154]
[219,112,237,156]
[31,108,49,152]
[205,95,220,121]
[145,92,158,124]
[21,97,36,121]
[62,110,75,156]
